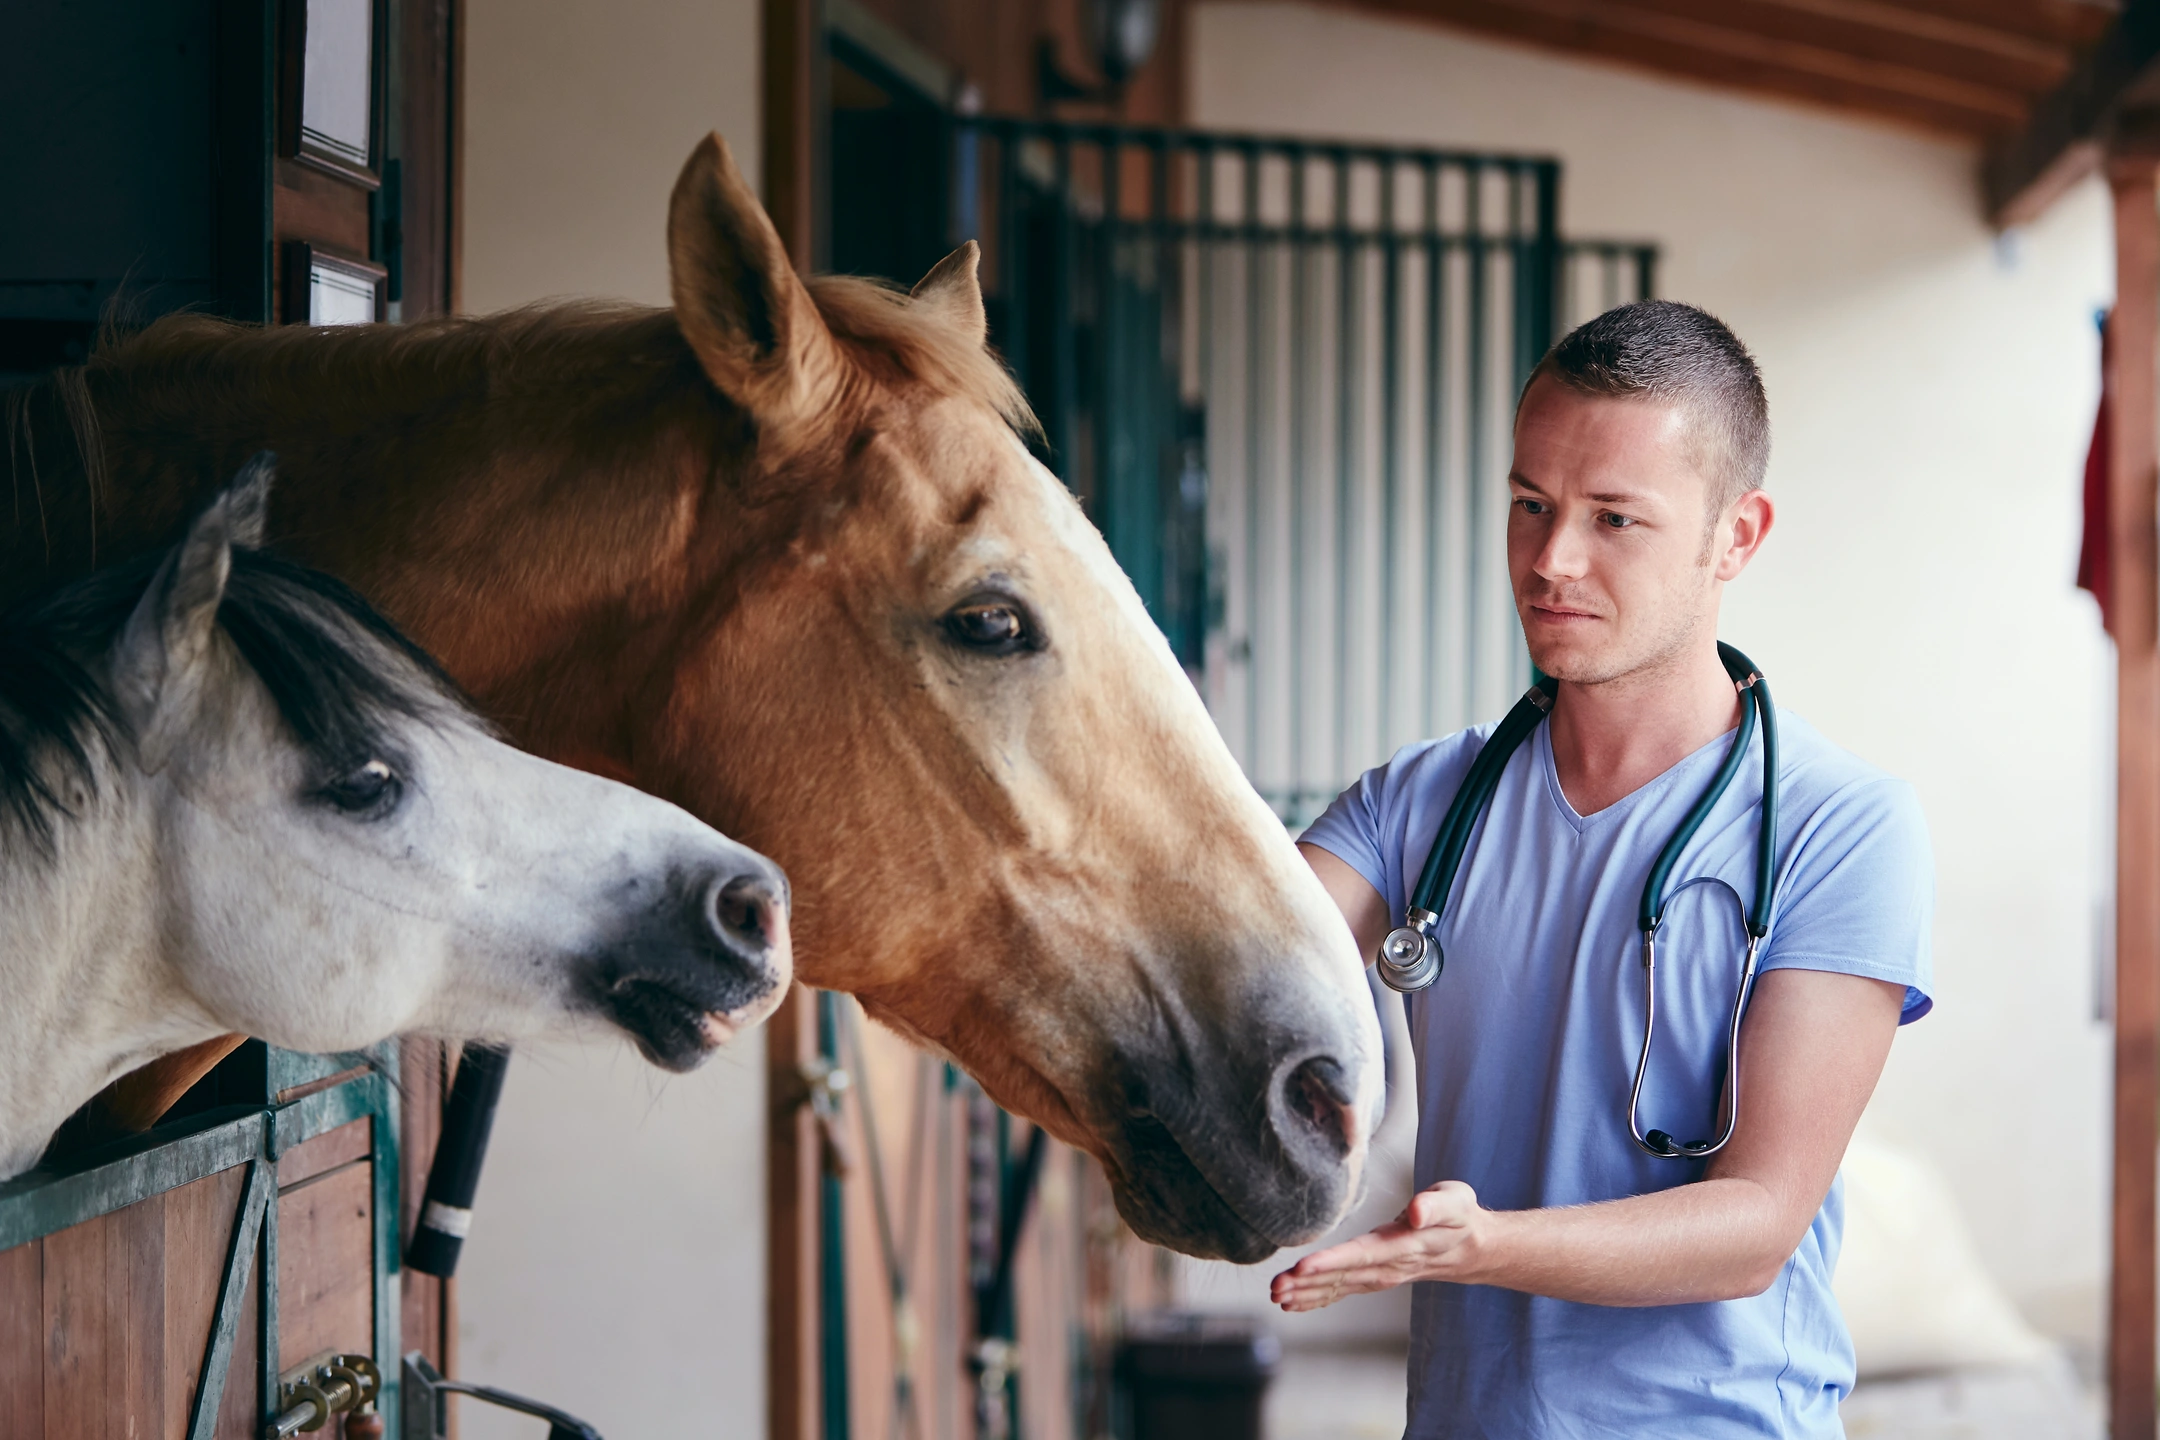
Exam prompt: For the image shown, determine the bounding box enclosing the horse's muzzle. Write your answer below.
[1100,1042,1371,1264]
[586,854,793,1070]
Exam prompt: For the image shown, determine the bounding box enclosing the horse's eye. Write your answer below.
[320,759,401,815]
[942,597,1039,656]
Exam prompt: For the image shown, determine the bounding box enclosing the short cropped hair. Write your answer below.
[1522,300,1770,514]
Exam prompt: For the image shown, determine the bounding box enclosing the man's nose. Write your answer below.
[1533,516,1590,580]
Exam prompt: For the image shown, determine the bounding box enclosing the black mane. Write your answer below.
[0,545,474,851]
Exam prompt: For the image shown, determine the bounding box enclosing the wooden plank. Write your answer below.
[2109,150,2160,1440]
[0,1239,43,1437]
[396,0,460,320]
[43,1192,167,1440]
[399,1038,451,1379]
[278,1118,372,1190]
[164,1166,252,1440]
[276,1162,375,1368]
[213,1230,261,1440]
[1988,2,2160,223]
[1346,0,2031,136]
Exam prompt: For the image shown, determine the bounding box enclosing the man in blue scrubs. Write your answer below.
[1275,300,1933,1437]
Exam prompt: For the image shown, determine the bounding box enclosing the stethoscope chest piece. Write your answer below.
[1378,907,1443,992]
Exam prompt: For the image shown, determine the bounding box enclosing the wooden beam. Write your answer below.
[1582,0,2077,98]
[1987,1,2160,224]
[2109,149,2160,1440]
[1351,0,2031,137]
[1871,0,2117,47]
[760,5,823,1434]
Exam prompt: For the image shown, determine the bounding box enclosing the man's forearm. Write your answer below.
[1459,1176,1797,1306]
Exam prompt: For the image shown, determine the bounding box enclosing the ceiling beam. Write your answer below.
[1862,0,2117,48]
[1610,0,2073,100]
[1985,0,2160,224]
[1354,0,2033,135]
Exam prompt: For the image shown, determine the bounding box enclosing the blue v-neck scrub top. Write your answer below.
[1301,708,1934,1439]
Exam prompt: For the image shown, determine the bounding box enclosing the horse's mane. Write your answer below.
[0,545,474,853]
[6,272,1036,505]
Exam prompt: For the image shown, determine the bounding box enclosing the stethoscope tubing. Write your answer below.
[1380,643,1781,1161]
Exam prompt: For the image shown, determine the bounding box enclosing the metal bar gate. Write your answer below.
[955,117,1656,823]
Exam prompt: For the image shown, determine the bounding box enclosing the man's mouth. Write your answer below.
[1526,601,1603,624]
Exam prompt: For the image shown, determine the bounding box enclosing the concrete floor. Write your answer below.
[1264,1346,2101,1440]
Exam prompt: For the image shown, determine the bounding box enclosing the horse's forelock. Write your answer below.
[0,545,478,853]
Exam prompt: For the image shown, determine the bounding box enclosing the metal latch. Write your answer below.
[401,1351,604,1440]
[270,1353,382,1436]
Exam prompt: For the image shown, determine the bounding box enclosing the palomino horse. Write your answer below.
[0,136,1381,1260]
[0,459,791,1179]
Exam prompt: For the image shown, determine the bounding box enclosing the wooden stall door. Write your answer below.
[0,2,462,1432]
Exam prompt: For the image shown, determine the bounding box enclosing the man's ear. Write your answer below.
[667,133,843,437]
[911,241,987,349]
[110,462,270,771]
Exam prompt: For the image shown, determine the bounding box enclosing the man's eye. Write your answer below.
[1601,513,1637,529]
[1514,498,1547,515]
[319,758,402,815]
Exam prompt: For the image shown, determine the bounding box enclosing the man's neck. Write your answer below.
[1546,640,1741,817]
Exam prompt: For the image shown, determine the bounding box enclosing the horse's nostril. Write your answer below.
[1279,1055,1356,1158]
[710,873,785,960]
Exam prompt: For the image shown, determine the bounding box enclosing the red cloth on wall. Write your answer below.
[2080,312,2113,636]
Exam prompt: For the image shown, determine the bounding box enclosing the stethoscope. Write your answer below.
[1376,642,1780,1160]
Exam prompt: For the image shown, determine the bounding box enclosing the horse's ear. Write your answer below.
[223,451,276,548]
[668,133,841,431]
[911,241,987,349]
[111,481,248,773]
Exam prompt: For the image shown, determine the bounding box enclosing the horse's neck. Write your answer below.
[0,791,217,1178]
[41,315,752,765]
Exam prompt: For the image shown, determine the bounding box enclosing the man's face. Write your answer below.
[1507,378,1746,686]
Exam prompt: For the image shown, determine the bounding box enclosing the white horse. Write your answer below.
[0,458,792,1178]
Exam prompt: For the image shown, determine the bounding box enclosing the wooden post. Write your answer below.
[762,6,822,1439]
[2111,146,2160,1440]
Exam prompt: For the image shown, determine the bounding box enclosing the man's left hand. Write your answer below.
[1270,1180,1492,1312]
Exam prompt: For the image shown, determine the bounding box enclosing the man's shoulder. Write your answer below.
[1762,708,1935,854]
[1772,709,1921,822]
[1360,724,1503,805]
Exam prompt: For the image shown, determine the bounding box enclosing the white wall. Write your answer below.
[1192,1,2115,1338]
[456,2,765,1434]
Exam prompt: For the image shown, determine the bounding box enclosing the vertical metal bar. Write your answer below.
[1421,159,1446,738]
[370,1063,402,1428]
[817,991,849,1440]
[1637,245,1658,300]
[1243,144,1268,790]
[1189,138,1213,675]
[260,1137,280,1432]
[1052,133,1078,490]
[1463,161,1486,719]
[1096,134,1122,550]
[1288,147,1309,809]
[1332,149,1357,791]
[1378,158,1402,755]
[996,121,1027,396]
